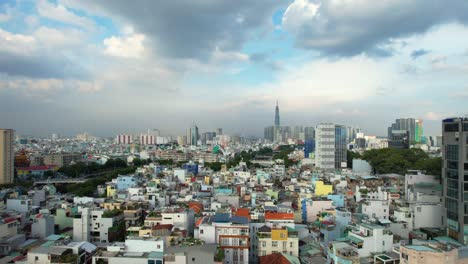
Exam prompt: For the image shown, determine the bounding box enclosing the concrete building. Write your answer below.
[73,208,124,243]
[362,200,390,220]
[257,226,299,258]
[400,237,467,264]
[315,123,347,170]
[442,117,468,244]
[347,223,393,257]
[43,153,82,168]
[164,244,217,264]
[0,129,14,184]
[31,214,55,239]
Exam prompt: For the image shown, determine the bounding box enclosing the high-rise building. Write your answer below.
[0,129,14,184]
[116,134,133,144]
[139,134,155,145]
[264,126,274,142]
[292,126,303,139]
[315,124,347,170]
[415,119,423,143]
[216,128,223,136]
[189,125,199,146]
[442,117,468,244]
[304,127,315,141]
[275,100,280,127]
[388,118,423,144]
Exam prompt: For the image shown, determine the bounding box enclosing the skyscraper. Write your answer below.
[190,124,199,146]
[274,100,280,127]
[442,117,468,243]
[388,118,423,144]
[0,129,14,184]
[315,124,347,170]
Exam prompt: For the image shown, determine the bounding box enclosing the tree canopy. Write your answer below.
[360,148,441,176]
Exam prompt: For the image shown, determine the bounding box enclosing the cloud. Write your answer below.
[411,49,431,60]
[104,33,146,58]
[0,28,89,79]
[282,0,468,56]
[37,0,95,30]
[59,0,284,60]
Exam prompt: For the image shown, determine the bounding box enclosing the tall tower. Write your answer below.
[275,100,280,127]
[0,129,14,184]
[442,117,468,244]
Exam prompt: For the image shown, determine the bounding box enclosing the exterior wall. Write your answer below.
[412,204,444,229]
[0,219,18,238]
[124,239,164,252]
[6,198,32,213]
[362,200,390,220]
[306,200,334,223]
[349,226,393,257]
[194,225,216,244]
[116,176,137,190]
[54,208,73,230]
[31,215,55,239]
[27,253,50,264]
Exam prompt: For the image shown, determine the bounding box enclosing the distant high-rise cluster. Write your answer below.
[388,118,424,148]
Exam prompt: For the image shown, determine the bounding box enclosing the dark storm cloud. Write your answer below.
[411,49,431,60]
[67,0,285,60]
[285,0,468,57]
[0,51,89,79]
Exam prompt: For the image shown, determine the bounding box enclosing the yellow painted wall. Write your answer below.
[315,181,333,196]
[271,229,288,241]
[106,186,116,198]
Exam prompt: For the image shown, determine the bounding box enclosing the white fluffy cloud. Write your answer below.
[37,0,95,30]
[103,34,146,58]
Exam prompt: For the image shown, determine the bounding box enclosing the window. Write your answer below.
[280,233,286,238]
[35,256,39,261]
[447,145,459,160]
[445,123,459,132]
[200,229,204,234]
[156,261,162,264]
[417,207,422,212]
[272,241,278,247]
[148,261,155,264]
[157,245,161,249]
[192,258,195,262]
[283,241,287,249]
[290,242,293,247]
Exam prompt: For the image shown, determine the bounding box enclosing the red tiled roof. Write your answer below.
[3,217,16,224]
[195,217,204,227]
[259,253,292,264]
[265,212,294,220]
[234,208,251,220]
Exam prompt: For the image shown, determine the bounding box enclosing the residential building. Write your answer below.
[257,226,299,258]
[347,222,393,257]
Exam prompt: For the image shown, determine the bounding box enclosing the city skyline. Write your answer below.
[1,1,468,136]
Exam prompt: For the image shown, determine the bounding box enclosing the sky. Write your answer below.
[1,0,468,137]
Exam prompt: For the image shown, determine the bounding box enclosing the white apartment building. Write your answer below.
[362,200,390,220]
[73,208,124,243]
[347,223,393,257]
